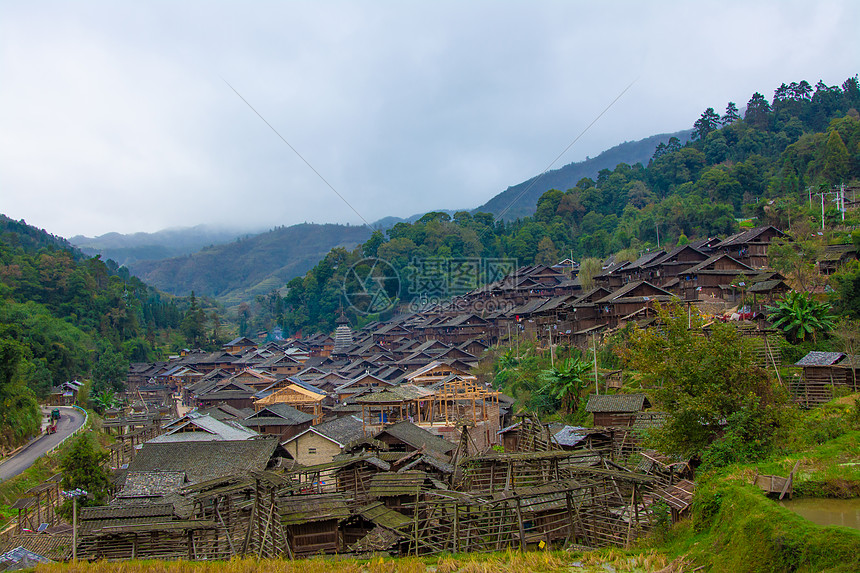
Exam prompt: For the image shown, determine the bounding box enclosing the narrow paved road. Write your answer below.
[0,406,87,482]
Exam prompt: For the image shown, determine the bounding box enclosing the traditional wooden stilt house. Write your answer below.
[792,351,860,407]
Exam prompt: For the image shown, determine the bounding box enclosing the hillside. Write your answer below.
[129,223,371,303]
[280,76,860,335]
[475,129,693,220]
[70,225,252,267]
[0,216,194,449]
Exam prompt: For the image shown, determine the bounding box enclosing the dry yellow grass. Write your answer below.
[34,549,677,573]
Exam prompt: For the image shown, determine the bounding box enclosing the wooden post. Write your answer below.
[72,496,77,562]
[625,486,636,548]
[515,497,527,550]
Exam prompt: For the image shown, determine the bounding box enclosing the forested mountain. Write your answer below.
[0,216,225,448]
[278,76,860,335]
[475,130,693,221]
[129,223,371,303]
[71,225,251,267]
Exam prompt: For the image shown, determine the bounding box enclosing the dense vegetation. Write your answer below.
[0,216,222,447]
[280,76,860,335]
[475,128,693,220]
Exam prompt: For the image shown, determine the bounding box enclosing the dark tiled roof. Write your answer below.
[714,225,784,248]
[280,493,350,525]
[368,470,428,497]
[684,254,753,274]
[313,415,365,446]
[595,281,674,303]
[118,471,186,497]
[375,421,455,457]
[246,403,314,425]
[747,279,788,293]
[585,393,650,413]
[125,438,280,484]
[795,351,845,367]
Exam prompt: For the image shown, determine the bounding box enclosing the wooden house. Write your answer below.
[196,380,256,410]
[585,394,651,427]
[818,243,859,275]
[254,380,326,423]
[280,493,350,557]
[334,373,394,402]
[403,360,475,387]
[373,421,455,460]
[677,254,755,301]
[282,415,366,465]
[228,369,277,392]
[355,385,436,434]
[123,437,285,486]
[618,250,666,284]
[431,314,493,345]
[568,287,612,333]
[240,403,314,441]
[222,337,257,354]
[151,412,259,443]
[256,353,303,376]
[367,470,435,515]
[793,351,860,407]
[641,245,710,285]
[594,281,676,328]
[713,225,786,269]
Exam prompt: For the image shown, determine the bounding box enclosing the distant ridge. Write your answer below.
[71,225,252,267]
[129,223,371,303]
[475,129,693,220]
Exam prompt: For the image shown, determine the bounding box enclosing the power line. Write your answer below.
[221,78,374,230]
[494,78,639,223]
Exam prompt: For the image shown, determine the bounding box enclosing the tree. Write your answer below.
[91,389,117,414]
[618,304,785,459]
[59,435,112,513]
[535,236,559,266]
[745,92,772,130]
[92,344,129,393]
[693,108,721,141]
[722,102,740,125]
[833,318,860,390]
[831,260,860,319]
[538,356,593,415]
[578,258,603,290]
[362,230,386,257]
[820,129,850,185]
[180,291,207,348]
[766,291,835,343]
[767,238,820,292]
[665,137,682,154]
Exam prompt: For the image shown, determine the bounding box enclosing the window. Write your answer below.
[308,447,317,455]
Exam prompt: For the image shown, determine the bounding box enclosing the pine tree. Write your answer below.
[722,102,740,125]
[693,108,721,140]
[745,92,771,129]
[821,129,850,185]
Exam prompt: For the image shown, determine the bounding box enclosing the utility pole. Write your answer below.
[592,334,600,395]
[548,326,554,368]
[841,183,846,222]
[821,192,825,231]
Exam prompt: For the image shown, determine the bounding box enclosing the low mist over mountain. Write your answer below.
[71,225,253,267]
[475,129,692,220]
[129,223,371,305]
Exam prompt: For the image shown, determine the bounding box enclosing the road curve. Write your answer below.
[0,406,87,482]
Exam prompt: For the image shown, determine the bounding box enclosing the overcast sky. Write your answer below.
[1,1,857,238]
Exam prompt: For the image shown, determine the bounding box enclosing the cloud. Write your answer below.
[0,0,857,237]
